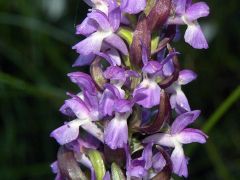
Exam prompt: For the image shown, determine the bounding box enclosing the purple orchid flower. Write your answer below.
[50,72,104,145]
[125,143,166,179]
[100,66,139,116]
[143,110,208,177]
[73,8,128,57]
[102,84,143,149]
[104,112,131,149]
[133,46,177,108]
[166,69,197,114]
[168,0,209,49]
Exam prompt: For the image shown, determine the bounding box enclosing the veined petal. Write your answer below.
[73,31,110,55]
[142,61,163,74]
[127,159,147,178]
[171,145,189,177]
[81,121,104,142]
[170,93,177,110]
[104,66,126,82]
[163,60,174,76]
[104,33,129,55]
[133,79,161,108]
[186,2,209,21]
[173,0,187,14]
[114,99,133,113]
[176,128,208,144]
[178,69,197,85]
[106,48,121,66]
[88,10,111,30]
[184,23,208,49]
[143,133,175,148]
[104,114,128,149]
[108,7,121,31]
[99,89,116,116]
[175,90,191,113]
[62,96,90,119]
[152,152,166,172]
[73,54,95,67]
[50,119,89,145]
[121,0,146,14]
[68,72,96,95]
[142,143,153,169]
[76,17,97,36]
[171,110,201,134]
[104,83,125,99]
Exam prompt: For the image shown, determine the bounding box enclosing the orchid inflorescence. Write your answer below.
[50,0,209,179]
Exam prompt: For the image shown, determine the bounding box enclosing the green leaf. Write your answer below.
[87,149,106,180]
[111,163,125,180]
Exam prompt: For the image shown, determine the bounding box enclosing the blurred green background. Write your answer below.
[0,0,239,179]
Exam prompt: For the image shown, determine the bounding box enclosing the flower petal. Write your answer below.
[142,143,153,169]
[104,33,128,55]
[81,121,104,142]
[173,0,187,14]
[73,31,108,55]
[88,10,111,30]
[184,23,208,49]
[104,114,128,149]
[186,2,210,21]
[178,69,197,85]
[106,48,121,66]
[163,60,174,76]
[99,89,116,116]
[76,17,97,36]
[108,7,121,31]
[114,99,133,113]
[50,119,88,145]
[121,0,146,14]
[175,90,191,113]
[171,110,201,134]
[133,79,161,108]
[142,61,163,74]
[127,159,147,178]
[61,95,90,119]
[142,133,175,148]
[104,66,126,82]
[73,54,95,67]
[176,128,208,144]
[171,145,189,177]
[152,152,166,172]
[68,72,96,95]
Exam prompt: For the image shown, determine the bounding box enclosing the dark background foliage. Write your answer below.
[0,0,239,179]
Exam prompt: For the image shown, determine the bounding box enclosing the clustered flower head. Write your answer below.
[50,0,209,179]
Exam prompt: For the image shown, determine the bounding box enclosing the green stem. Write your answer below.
[187,85,240,155]
[205,140,234,180]
[203,85,240,133]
